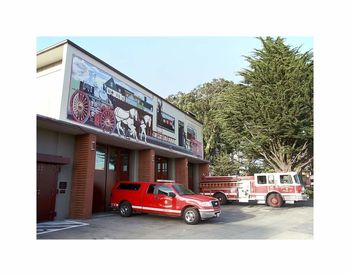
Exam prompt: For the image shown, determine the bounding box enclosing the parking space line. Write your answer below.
[37,220,89,235]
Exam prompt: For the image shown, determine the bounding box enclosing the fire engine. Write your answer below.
[199,172,308,207]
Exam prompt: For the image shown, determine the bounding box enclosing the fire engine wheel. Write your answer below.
[183,207,200,225]
[119,201,132,217]
[214,193,227,205]
[266,193,283,207]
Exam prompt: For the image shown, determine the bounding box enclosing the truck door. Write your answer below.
[237,180,250,202]
[267,174,277,192]
[142,184,158,213]
[142,184,175,215]
[157,185,177,215]
[278,174,295,193]
[253,174,269,203]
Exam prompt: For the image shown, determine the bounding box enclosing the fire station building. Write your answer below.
[37,40,209,222]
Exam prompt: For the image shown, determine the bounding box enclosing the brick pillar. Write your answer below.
[175,158,188,187]
[138,149,155,182]
[199,163,209,179]
[69,134,96,219]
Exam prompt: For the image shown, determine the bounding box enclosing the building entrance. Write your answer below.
[93,145,129,212]
[155,156,169,180]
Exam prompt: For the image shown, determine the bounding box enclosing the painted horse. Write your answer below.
[114,107,139,138]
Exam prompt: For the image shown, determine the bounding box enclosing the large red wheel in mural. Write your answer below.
[100,108,116,133]
[70,90,90,123]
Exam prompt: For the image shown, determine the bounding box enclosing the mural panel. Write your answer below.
[156,99,175,133]
[187,123,203,158]
[178,120,185,147]
[66,55,203,158]
[67,56,153,141]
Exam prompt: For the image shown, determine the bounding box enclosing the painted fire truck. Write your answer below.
[199,172,308,207]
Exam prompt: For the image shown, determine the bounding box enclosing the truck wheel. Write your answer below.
[119,201,133,217]
[266,193,283,207]
[214,193,227,205]
[183,207,200,225]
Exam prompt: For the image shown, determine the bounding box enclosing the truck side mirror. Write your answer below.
[168,192,176,198]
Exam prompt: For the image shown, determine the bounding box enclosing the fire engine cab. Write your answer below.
[199,172,308,207]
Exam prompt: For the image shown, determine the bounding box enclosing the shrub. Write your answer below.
[305,186,314,199]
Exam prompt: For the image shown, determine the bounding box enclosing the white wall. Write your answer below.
[36,64,65,119]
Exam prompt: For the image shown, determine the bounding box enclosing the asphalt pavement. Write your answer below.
[37,200,313,239]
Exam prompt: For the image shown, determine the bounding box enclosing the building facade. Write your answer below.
[37,40,209,221]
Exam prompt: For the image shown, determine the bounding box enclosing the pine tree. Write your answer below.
[218,37,313,173]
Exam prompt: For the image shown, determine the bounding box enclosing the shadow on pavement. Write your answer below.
[225,199,314,208]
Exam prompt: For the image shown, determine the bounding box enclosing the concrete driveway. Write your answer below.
[37,200,313,239]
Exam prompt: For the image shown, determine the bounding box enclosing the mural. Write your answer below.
[67,55,203,158]
[178,120,186,147]
[157,99,175,133]
[187,124,203,158]
[67,56,153,141]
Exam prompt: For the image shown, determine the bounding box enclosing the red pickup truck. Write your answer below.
[110,181,221,224]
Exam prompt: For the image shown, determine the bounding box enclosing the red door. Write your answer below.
[120,150,130,181]
[37,163,59,222]
[156,185,177,215]
[142,184,158,213]
[155,156,168,180]
[93,145,107,213]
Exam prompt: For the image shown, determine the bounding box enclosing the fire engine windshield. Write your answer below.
[173,184,195,195]
[293,174,301,184]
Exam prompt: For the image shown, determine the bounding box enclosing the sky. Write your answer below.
[37,36,313,98]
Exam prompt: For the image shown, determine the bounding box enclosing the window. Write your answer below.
[293,174,301,184]
[157,185,173,195]
[108,148,117,171]
[162,162,167,172]
[147,184,156,194]
[280,175,293,184]
[95,145,106,170]
[257,175,267,184]
[173,184,194,195]
[121,153,128,172]
[118,183,141,191]
[268,175,274,184]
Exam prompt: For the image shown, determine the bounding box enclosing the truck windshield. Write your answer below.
[173,184,195,195]
[293,174,305,186]
[293,174,301,184]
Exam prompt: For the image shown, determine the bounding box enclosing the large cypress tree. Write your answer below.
[217,37,313,173]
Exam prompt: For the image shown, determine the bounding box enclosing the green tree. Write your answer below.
[217,37,313,173]
[167,78,236,162]
[211,152,240,176]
